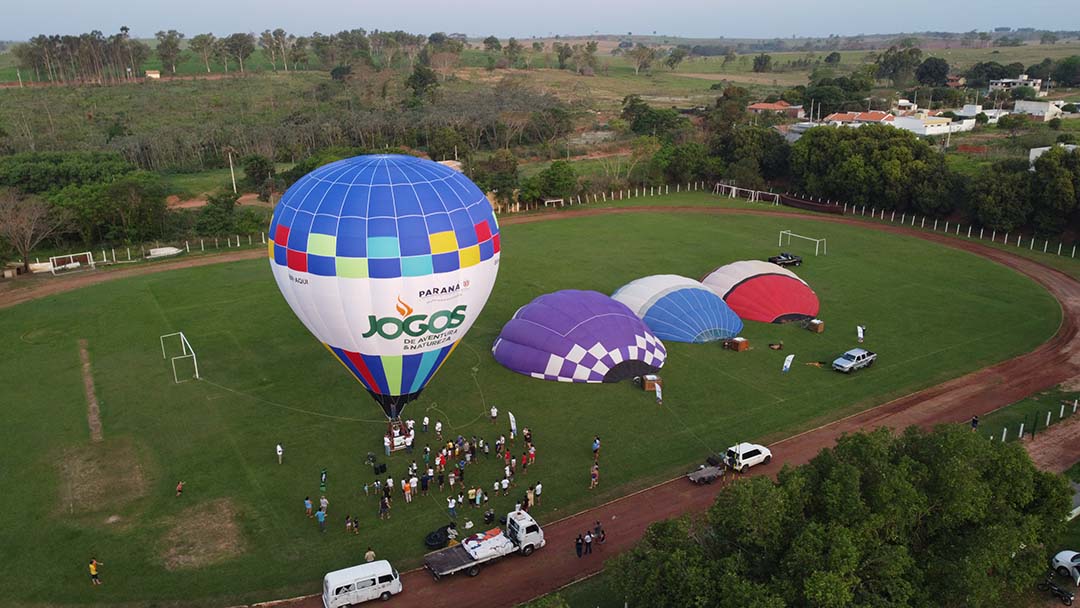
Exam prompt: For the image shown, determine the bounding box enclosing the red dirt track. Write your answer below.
[3,206,1079,608]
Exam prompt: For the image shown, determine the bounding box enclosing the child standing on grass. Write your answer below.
[89,558,104,585]
[304,496,313,517]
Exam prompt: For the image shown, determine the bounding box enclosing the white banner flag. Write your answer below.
[782,354,795,373]
[654,383,663,404]
[508,411,517,434]
[857,325,865,343]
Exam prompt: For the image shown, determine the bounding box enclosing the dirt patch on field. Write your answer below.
[56,438,149,516]
[1024,414,1080,473]
[77,339,103,442]
[167,192,275,210]
[159,498,245,570]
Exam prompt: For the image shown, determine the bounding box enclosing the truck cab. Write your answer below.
[506,510,545,556]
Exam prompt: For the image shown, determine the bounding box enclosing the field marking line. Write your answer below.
[77,339,103,443]
[198,378,389,424]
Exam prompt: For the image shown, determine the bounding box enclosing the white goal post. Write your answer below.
[160,332,200,383]
[779,230,828,256]
[49,251,96,275]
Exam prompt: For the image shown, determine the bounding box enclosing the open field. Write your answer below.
[0,205,1061,605]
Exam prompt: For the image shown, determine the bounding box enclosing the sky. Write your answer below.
[1,0,1069,42]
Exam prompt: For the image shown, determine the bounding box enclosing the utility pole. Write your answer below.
[226,147,238,194]
[17,68,23,88]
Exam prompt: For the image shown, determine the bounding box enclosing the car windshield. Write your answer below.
[1073,555,1080,563]
[726,449,737,459]
[842,353,856,361]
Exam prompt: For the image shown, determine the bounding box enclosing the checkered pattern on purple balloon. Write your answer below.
[529,333,666,383]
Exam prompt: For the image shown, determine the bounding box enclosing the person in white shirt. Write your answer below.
[422,416,430,432]
[500,477,510,496]
[534,481,542,505]
[276,443,283,464]
[490,405,498,424]
[383,435,391,457]
[406,419,415,433]
[447,496,457,519]
[435,420,443,440]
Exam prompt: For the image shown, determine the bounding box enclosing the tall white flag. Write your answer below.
[782,354,795,373]
[508,411,518,434]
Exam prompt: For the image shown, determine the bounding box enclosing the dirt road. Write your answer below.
[1025,414,1080,473]
[4,206,1080,608]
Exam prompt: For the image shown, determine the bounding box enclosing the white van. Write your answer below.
[322,560,403,607]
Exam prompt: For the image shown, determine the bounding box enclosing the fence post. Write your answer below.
[921,217,925,228]
[666,184,669,194]
[1057,243,1062,256]
[1017,234,1022,247]
[215,238,218,249]
[1061,404,1066,419]
[1004,232,1008,244]
[186,241,190,253]
[901,213,905,224]
[201,239,204,252]
[1043,240,1047,253]
[862,205,866,216]
[956,224,960,235]
[677,184,680,193]
[979,228,984,239]
[1029,236,1034,250]
[891,211,895,222]
[249,235,252,245]
[1074,399,1078,414]
[1073,245,1076,258]
[261,232,265,244]
[844,203,848,214]
[127,248,131,261]
[934,220,938,231]
[967,226,972,238]
[1001,428,1007,442]
[1019,422,1025,439]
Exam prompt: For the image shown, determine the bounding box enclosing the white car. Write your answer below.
[723,442,772,473]
[1053,550,1080,585]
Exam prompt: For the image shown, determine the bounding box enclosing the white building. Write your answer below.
[953,104,1010,124]
[1029,144,1079,167]
[989,74,1046,97]
[891,115,976,136]
[1013,100,1064,122]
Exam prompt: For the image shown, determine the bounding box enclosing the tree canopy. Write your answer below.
[610,425,1072,608]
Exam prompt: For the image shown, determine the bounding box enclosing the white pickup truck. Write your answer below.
[423,510,545,580]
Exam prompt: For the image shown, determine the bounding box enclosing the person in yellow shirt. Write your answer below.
[89,558,104,585]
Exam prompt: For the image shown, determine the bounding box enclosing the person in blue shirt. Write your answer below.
[315,507,326,532]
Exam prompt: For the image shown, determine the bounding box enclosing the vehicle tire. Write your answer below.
[739,465,747,474]
[1062,595,1072,607]
[867,359,874,367]
[522,545,534,556]
[467,565,480,577]
[795,261,801,266]
[1058,567,1071,578]
[381,592,392,601]
[763,455,772,465]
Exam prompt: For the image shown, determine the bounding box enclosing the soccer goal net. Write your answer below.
[49,252,96,275]
[779,230,827,256]
[160,331,200,383]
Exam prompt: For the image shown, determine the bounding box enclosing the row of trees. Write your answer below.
[12,27,150,83]
[609,426,1072,608]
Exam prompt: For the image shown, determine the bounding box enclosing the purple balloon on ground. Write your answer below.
[492,290,667,383]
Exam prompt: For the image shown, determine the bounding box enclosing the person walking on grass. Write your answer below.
[592,436,601,462]
[403,479,412,503]
[575,534,584,558]
[971,415,979,432]
[276,443,284,464]
[435,420,443,440]
[447,496,457,519]
[534,481,542,505]
[490,404,498,424]
[379,496,390,520]
[589,464,599,490]
[365,547,376,562]
[175,480,185,497]
[423,416,429,433]
[304,496,313,518]
[319,495,329,515]
[89,558,104,585]
[316,507,327,532]
[526,485,535,509]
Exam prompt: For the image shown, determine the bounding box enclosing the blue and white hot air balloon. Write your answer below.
[612,275,742,343]
[267,155,501,419]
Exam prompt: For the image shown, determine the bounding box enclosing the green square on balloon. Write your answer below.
[336,257,369,278]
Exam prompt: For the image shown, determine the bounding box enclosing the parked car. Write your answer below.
[322,560,402,607]
[832,348,876,373]
[1053,550,1080,585]
[723,442,772,473]
[768,252,802,267]
[424,510,545,580]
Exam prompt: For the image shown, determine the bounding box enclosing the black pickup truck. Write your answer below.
[768,252,803,267]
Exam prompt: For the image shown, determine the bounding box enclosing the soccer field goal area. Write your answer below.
[49,252,96,275]
[779,230,828,256]
[160,332,200,383]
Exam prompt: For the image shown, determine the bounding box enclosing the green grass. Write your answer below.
[160,163,294,198]
[0,208,1061,606]
[975,387,1078,442]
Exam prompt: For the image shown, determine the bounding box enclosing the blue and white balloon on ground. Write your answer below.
[267,154,501,419]
[612,275,743,343]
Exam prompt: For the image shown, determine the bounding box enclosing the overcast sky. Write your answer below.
[1,0,1068,41]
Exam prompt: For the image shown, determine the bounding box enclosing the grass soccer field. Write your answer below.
[0,209,1061,606]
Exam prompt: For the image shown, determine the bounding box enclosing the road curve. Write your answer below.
[3,206,1078,608]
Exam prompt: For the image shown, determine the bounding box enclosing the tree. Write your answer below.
[273,28,293,71]
[537,160,576,200]
[824,51,841,65]
[469,149,518,204]
[1031,146,1080,234]
[553,42,574,69]
[406,63,439,101]
[970,162,1032,231]
[240,154,275,189]
[876,45,923,84]
[259,30,278,70]
[664,47,688,70]
[189,33,217,72]
[627,44,657,74]
[609,426,1072,608]
[504,38,524,67]
[223,33,255,72]
[915,56,949,86]
[155,30,185,74]
[483,35,502,52]
[752,53,772,73]
[1011,85,1038,100]
[288,36,309,68]
[1041,32,1059,45]
[1053,56,1080,87]
[196,190,240,235]
[0,189,70,273]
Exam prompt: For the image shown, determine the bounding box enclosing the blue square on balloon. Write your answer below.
[287,212,314,250]
[432,252,460,274]
[368,185,394,214]
[479,238,494,261]
[296,180,331,213]
[367,217,397,238]
[392,185,422,216]
[425,212,453,234]
[339,186,369,218]
[401,255,434,277]
[316,183,351,216]
[311,214,338,236]
[448,210,478,247]
[414,183,444,214]
[397,217,430,256]
[308,255,336,277]
[368,258,401,279]
[337,218,366,256]
[274,243,288,266]
[277,204,297,228]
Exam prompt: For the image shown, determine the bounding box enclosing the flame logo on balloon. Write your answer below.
[396,296,414,317]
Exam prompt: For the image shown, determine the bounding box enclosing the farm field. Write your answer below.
[0,207,1062,606]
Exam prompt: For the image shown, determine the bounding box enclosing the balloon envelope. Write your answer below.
[268,154,501,418]
[701,260,818,323]
[492,290,666,383]
[612,274,743,343]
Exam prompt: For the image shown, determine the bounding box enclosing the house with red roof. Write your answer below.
[746,100,805,119]
[822,111,895,125]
